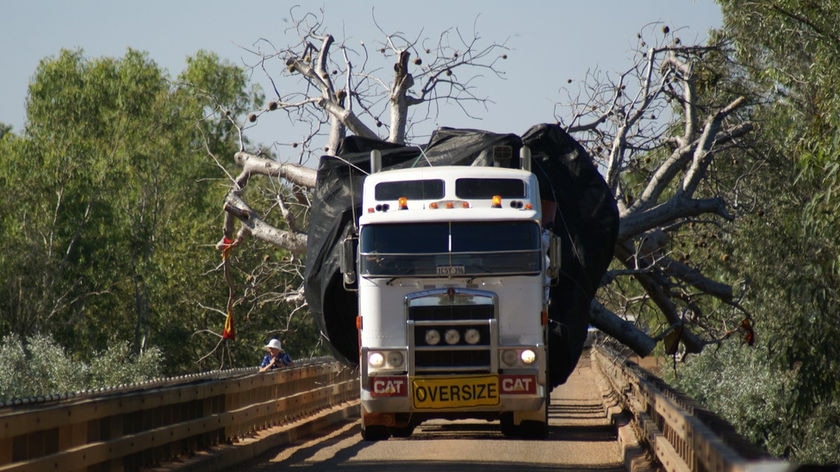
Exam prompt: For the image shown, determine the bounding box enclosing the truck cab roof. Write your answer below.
[360,166,541,224]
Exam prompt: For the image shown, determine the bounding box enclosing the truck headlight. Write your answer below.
[368,352,385,368]
[368,350,405,370]
[501,348,538,367]
[520,349,537,365]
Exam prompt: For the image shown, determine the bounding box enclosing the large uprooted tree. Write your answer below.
[216,11,753,381]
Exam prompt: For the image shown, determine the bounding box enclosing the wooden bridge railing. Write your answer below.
[592,344,792,472]
[0,359,358,472]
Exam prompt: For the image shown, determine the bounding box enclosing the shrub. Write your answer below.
[665,341,840,464]
[0,333,163,401]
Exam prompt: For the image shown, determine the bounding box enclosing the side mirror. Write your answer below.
[547,236,562,280]
[340,236,357,286]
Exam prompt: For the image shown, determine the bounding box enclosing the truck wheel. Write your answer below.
[361,424,389,441]
[500,413,549,438]
[391,425,415,437]
[500,412,517,436]
[521,398,549,439]
[518,419,549,439]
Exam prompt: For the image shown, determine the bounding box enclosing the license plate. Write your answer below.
[436,265,465,276]
[412,375,499,409]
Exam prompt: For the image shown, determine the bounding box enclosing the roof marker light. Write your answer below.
[445,201,454,209]
[398,197,408,210]
[491,195,502,208]
[429,202,439,209]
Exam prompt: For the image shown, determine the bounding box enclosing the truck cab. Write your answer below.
[352,162,555,440]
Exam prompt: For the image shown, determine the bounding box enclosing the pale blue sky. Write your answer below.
[1,1,721,149]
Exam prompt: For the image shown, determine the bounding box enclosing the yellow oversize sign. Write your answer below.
[412,375,500,409]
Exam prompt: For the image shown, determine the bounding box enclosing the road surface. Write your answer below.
[243,355,626,471]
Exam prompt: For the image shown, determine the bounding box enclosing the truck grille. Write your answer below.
[406,288,497,375]
[409,304,494,321]
[415,349,491,371]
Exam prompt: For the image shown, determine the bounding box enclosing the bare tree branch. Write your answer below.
[215,15,754,362]
[555,25,752,356]
[222,193,308,255]
[589,300,657,356]
[619,196,733,241]
[233,152,317,188]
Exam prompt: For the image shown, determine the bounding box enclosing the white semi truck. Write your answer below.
[346,150,560,440]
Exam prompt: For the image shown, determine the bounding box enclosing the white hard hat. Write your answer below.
[265,339,283,351]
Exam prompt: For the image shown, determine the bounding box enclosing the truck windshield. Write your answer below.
[359,221,542,277]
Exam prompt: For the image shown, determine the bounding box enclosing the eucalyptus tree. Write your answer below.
[0,48,259,373]
[660,1,840,463]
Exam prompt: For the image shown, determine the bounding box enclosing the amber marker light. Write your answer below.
[429,202,439,209]
[398,197,408,210]
[491,195,503,208]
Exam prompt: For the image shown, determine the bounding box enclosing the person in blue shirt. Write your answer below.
[259,338,294,372]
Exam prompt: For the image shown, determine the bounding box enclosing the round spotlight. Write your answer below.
[368,352,385,368]
[425,329,441,345]
[520,349,537,365]
[387,351,404,368]
[501,350,518,367]
[464,328,481,345]
[444,329,461,345]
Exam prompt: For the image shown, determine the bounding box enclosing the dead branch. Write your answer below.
[222,193,307,255]
[234,152,317,188]
[589,300,657,356]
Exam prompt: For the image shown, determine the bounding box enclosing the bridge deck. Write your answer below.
[237,354,640,471]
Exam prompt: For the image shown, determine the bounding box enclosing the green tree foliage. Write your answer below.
[665,341,840,463]
[663,1,840,463]
[0,48,276,376]
[0,333,163,401]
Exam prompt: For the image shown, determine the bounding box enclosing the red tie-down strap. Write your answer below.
[220,236,237,340]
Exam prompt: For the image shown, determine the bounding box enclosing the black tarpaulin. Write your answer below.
[524,123,619,386]
[303,124,618,387]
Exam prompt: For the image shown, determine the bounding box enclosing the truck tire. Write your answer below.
[361,424,389,441]
[518,419,549,439]
[391,425,415,437]
[500,412,517,436]
[500,406,549,439]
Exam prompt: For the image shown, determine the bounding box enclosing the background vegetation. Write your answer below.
[0,48,327,382]
[0,0,838,464]
[662,1,840,464]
